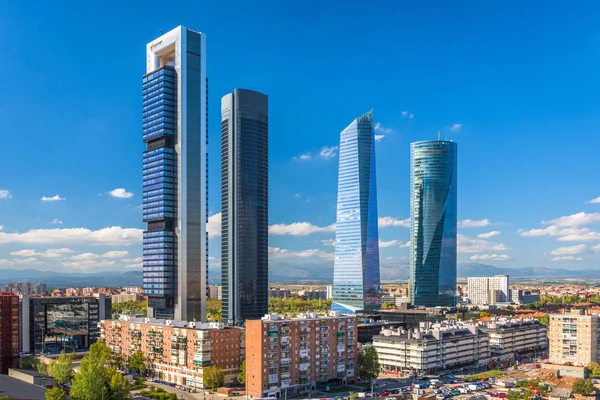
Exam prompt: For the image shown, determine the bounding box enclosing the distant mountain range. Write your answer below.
[1,262,599,288]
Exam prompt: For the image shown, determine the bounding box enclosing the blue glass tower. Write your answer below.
[332,111,381,313]
[143,26,208,321]
[409,140,457,307]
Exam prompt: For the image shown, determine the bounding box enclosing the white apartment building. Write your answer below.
[468,275,510,305]
[479,318,547,361]
[373,321,490,374]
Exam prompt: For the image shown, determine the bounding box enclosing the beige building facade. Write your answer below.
[548,310,600,366]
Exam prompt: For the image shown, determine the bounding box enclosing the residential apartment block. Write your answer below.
[548,310,600,366]
[479,318,547,361]
[467,275,510,305]
[373,321,490,374]
[0,293,19,374]
[100,316,244,389]
[246,312,358,399]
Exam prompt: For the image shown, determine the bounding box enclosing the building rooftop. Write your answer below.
[0,374,47,400]
[259,311,355,322]
[105,316,227,330]
[9,368,53,379]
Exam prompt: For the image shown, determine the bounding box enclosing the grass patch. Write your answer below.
[470,370,507,380]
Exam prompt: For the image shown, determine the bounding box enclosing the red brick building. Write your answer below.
[0,293,20,374]
[246,312,358,399]
[100,316,244,389]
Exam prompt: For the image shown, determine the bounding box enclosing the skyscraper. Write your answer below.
[410,140,457,307]
[332,111,381,313]
[221,89,268,325]
[143,26,208,322]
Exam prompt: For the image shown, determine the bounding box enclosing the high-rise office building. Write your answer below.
[221,89,268,325]
[143,26,208,321]
[410,140,457,307]
[332,111,381,313]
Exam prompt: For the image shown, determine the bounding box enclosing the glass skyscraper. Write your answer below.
[409,140,457,307]
[221,89,268,325]
[143,26,208,322]
[332,111,381,313]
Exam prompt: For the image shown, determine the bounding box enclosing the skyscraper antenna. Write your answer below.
[437,130,440,140]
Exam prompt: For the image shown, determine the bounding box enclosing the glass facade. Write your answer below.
[332,111,381,313]
[221,89,269,325]
[409,140,457,307]
[143,67,178,318]
[144,26,208,322]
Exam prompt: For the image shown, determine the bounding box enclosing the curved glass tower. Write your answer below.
[221,89,269,325]
[409,140,457,307]
[332,111,381,313]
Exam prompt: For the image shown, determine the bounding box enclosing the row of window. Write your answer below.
[144,212,175,220]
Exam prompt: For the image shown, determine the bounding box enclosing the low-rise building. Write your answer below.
[208,285,222,300]
[373,321,490,374]
[268,289,291,299]
[511,289,541,305]
[100,316,244,389]
[112,293,141,304]
[478,318,547,361]
[246,312,358,399]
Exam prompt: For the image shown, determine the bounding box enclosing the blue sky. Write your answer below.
[2,1,600,280]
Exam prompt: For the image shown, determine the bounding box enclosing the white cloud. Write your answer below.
[374,135,385,142]
[550,244,588,256]
[319,146,338,159]
[71,252,100,261]
[542,212,600,227]
[478,231,501,239]
[379,240,410,248]
[51,218,63,225]
[587,197,600,204]
[450,123,462,132]
[469,254,510,261]
[207,213,221,238]
[269,222,335,236]
[321,239,336,247]
[459,219,491,228]
[374,123,392,134]
[10,248,73,259]
[41,195,65,202]
[101,251,129,258]
[124,262,142,269]
[123,257,143,263]
[109,188,134,199]
[378,217,410,228]
[0,190,12,199]
[295,193,301,198]
[62,260,116,270]
[458,234,510,253]
[298,153,311,160]
[269,247,333,261]
[552,256,583,262]
[401,111,414,119]
[0,226,142,245]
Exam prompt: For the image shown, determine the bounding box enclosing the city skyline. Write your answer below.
[3,2,600,281]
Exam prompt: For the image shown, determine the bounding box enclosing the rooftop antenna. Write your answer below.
[437,130,441,140]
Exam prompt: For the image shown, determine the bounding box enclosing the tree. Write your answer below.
[349,392,359,399]
[37,361,48,375]
[108,371,130,400]
[536,313,550,326]
[204,365,224,389]
[128,350,146,376]
[0,396,12,400]
[20,355,41,371]
[590,361,600,378]
[381,302,395,310]
[49,351,73,387]
[237,360,246,384]
[45,387,68,400]
[70,355,108,400]
[513,364,518,371]
[89,340,111,362]
[357,346,380,381]
[573,378,596,395]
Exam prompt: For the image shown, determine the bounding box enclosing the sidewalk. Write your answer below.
[139,382,246,400]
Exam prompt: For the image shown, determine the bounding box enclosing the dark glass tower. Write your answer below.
[220,89,269,325]
[409,140,457,307]
[332,111,381,313]
[143,26,208,321]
